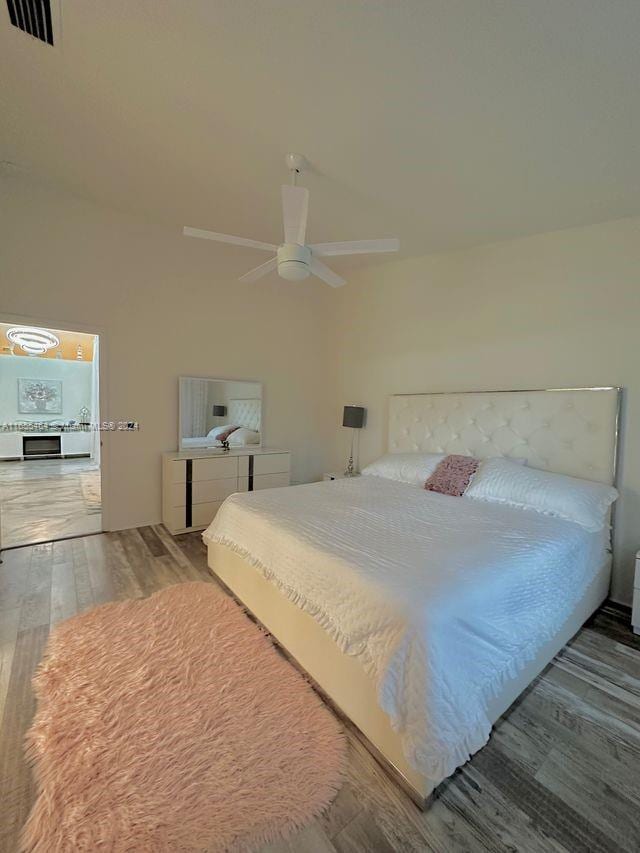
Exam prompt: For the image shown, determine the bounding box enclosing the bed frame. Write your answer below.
[207,387,622,808]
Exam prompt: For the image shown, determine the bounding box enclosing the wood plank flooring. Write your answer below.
[0,528,639,852]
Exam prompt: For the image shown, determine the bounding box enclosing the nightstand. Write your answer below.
[633,550,640,634]
[323,472,360,481]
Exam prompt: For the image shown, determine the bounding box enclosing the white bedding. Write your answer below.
[203,476,608,784]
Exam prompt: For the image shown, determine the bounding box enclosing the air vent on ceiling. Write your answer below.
[6,0,53,45]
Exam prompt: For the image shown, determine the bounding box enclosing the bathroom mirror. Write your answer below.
[179,377,262,450]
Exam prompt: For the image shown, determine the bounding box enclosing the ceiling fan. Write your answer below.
[183,154,399,287]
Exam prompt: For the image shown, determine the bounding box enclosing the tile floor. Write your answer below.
[0,457,101,548]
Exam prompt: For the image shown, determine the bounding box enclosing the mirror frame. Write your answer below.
[178,376,264,451]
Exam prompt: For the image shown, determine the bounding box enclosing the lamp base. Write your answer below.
[344,454,355,477]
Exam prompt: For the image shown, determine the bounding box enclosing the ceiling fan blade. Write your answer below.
[281,185,309,245]
[183,226,277,252]
[309,238,399,257]
[309,257,346,288]
[238,257,278,282]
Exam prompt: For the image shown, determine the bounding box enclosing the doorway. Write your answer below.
[0,322,102,548]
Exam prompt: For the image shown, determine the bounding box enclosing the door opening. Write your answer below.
[0,322,102,549]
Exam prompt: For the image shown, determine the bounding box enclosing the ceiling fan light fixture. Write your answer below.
[277,243,310,281]
[278,261,310,281]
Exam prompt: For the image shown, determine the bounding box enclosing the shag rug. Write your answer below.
[22,582,345,852]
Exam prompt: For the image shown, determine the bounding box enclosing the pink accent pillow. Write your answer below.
[217,426,240,443]
[424,454,479,497]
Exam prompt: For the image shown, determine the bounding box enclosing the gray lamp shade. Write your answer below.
[212,404,227,417]
[342,405,365,429]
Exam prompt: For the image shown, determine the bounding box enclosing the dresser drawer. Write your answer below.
[165,497,227,531]
[169,483,187,508]
[253,453,290,476]
[253,472,290,491]
[633,589,640,628]
[167,460,186,484]
[170,478,239,507]
[192,478,238,504]
[166,506,186,532]
[192,456,238,481]
[191,500,225,528]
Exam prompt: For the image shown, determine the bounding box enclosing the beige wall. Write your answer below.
[0,176,333,529]
[3,176,638,603]
[329,217,640,603]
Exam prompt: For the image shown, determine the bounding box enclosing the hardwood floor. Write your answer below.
[1,527,639,852]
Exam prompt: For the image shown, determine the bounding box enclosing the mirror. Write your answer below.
[179,377,262,451]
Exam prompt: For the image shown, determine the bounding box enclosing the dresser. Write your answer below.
[162,447,290,535]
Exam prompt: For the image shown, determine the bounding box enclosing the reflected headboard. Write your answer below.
[388,388,621,485]
[228,398,261,433]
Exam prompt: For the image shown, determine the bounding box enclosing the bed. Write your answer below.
[203,387,621,807]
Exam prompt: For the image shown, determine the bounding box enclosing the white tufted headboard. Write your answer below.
[228,398,261,434]
[389,388,621,485]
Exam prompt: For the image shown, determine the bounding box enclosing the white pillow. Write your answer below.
[228,427,260,446]
[465,456,618,532]
[206,424,234,439]
[361,453,444,486]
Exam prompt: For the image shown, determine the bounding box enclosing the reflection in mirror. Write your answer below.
[179,377,262,450]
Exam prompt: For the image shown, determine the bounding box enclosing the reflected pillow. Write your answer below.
[217,426,240,443]
[206,424,234,439]
[228,427,260,446]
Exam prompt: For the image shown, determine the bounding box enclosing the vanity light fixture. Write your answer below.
[6,326,60,355]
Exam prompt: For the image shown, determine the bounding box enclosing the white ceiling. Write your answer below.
[1,0,639,269]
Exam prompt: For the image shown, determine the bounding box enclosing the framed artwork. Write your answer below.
[18,379,63,414]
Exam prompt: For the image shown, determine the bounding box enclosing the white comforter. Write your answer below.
[203,475,607,783]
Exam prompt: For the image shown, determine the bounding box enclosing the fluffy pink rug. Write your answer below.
[22,582,345,852]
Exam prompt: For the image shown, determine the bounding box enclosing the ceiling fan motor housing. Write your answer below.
[277,243,311,280]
